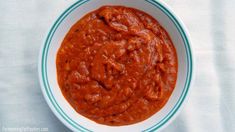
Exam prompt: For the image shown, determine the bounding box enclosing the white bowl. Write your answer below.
[38,0,194,131]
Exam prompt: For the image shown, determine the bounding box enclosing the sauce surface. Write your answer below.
[56,6,178,126]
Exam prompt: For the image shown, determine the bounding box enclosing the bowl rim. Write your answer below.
[38,0,194,131]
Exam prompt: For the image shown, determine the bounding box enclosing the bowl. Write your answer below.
[38,0,194,131]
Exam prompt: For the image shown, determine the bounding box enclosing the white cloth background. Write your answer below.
[0,0,234,132]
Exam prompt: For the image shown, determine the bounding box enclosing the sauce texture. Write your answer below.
[56,6,178,126]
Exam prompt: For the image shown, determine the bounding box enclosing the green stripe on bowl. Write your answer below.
[41,0,92,131]
[40,0,193,131]
[143,0,193,131]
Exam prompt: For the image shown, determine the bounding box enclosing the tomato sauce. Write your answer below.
[56,6,178,126]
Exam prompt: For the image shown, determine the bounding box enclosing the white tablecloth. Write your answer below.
[0,0,234,131]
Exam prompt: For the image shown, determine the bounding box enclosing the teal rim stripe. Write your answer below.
[143,0,192,131]
[42,0,91,131]
[40,0,193,132]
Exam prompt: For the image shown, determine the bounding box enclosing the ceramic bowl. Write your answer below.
[38,0,194,131]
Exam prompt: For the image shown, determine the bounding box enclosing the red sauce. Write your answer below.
[56,6,178,126]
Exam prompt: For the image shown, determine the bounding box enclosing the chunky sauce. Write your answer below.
[56,6,178,126]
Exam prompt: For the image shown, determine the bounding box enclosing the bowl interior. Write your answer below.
[40,0,192,131]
